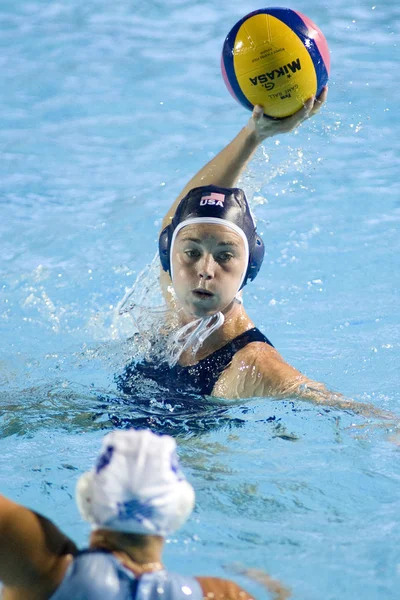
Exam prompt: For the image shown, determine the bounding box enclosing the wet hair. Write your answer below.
[159,185,264,289]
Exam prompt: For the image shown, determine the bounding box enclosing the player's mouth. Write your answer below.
[192,288,215,299]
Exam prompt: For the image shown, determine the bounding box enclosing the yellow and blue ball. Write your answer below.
[221,7,330,119]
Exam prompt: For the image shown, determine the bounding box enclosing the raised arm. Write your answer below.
[161,89,327,230]
[0,494,76,592]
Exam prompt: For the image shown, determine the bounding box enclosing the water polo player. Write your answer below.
[0,429,289,600]
[118,93,395,419]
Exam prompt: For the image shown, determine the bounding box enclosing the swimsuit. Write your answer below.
[50,549,203,600]
[118,327,273,397]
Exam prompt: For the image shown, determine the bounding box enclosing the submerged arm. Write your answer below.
[217,344,397,421]
[284,378,397,420]
[272,361,397,421]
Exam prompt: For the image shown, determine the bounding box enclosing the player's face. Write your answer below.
[171,223,247,318]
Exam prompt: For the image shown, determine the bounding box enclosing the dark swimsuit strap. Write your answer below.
[198,327,273,365]
[177,327,273,395]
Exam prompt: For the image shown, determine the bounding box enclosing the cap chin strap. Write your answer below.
[166,312,225,368]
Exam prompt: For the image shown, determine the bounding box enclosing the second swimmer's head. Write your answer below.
[76,429,195,537]
[159,185,265,294]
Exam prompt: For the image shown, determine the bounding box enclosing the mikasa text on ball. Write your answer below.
[221,7,330,118]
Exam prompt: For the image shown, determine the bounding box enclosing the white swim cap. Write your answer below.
[76,429,195,537]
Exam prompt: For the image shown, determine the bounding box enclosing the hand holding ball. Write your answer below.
[221,7,330,119]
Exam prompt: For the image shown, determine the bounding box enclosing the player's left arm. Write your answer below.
[214,343,398,420]
[0,494,76,590]
[266,355,397,420]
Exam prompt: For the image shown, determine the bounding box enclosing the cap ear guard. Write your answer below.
[242,233,265,288]
[159,224,172,274]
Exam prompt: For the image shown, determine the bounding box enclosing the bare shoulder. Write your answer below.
[212,341,308,399]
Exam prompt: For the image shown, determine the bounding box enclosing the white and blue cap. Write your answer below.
[76,429,195,536]
[159,185,265,290]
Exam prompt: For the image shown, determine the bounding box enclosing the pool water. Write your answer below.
[0,1,399,599]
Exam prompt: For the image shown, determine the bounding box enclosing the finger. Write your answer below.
[294,96,314,120]
[317,85,328,104]
[276,100,312,130]
[310,86,328,116]
[252,104,264,121]
[299,96,315,120]
[304,96,315,111]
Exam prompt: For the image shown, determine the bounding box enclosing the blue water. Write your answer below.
[1,1,399,598]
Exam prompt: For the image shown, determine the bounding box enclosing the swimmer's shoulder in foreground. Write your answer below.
[136,90,395,420]
[0,430,290,600]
